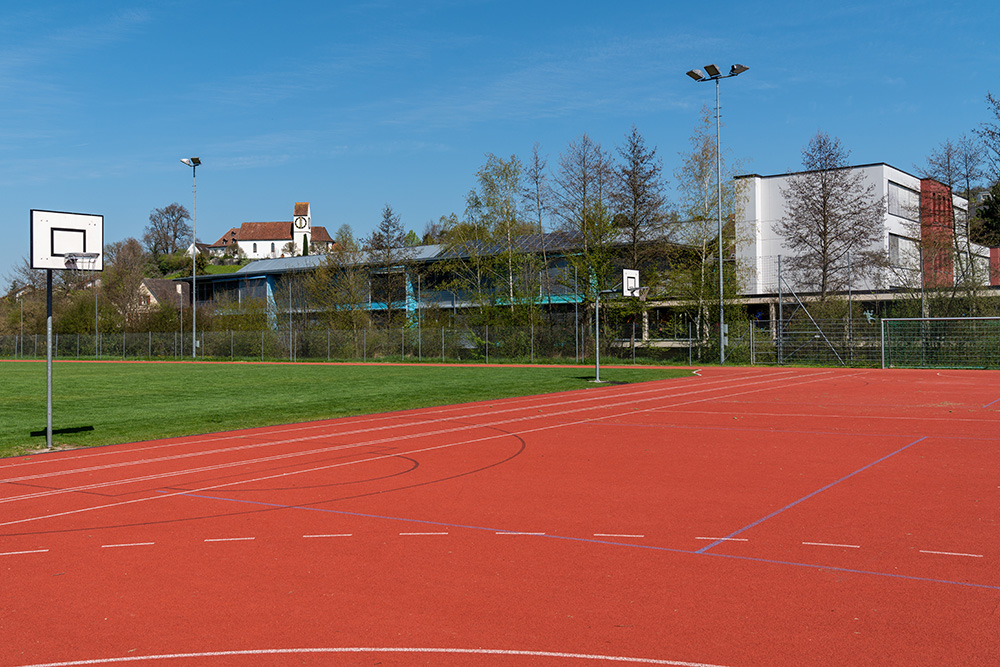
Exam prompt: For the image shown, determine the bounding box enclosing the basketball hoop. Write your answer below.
[64,252,100,272]
[634,286,650,302]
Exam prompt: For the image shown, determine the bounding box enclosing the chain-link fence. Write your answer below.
[881,317,1000,369]
[0,325,698,365]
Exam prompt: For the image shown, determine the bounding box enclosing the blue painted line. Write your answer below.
[695,436,929,554]
[158,478,1000,592]
[982,396,1000,408]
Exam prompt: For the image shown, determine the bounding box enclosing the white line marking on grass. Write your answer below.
[920,550,983,558]
[695,537,748,542]
[204,537,255,543]
[1,549,49,556]
[802,542,860,549]
[100,542,154,549]
[303,534,352,538]
[595,533,645,538]
[7,647,731,666]
[400,532,448,536]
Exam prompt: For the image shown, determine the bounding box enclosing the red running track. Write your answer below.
[1,366,998,666]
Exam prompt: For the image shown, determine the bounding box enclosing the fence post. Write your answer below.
[442,328,445,362]
[531,321,534,364]
[486,325,489,364]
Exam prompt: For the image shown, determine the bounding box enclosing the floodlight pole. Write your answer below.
[686,64,748,365]
[181,158,200,359]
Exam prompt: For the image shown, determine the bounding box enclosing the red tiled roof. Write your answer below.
[209,227,240,248]
[310,226,334,243]
[207,219,335,247]
[294,202,309,216]
[237,221,294,241]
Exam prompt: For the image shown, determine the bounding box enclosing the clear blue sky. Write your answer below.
[3,0,998,283]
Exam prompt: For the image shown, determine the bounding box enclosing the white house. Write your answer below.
[209,202,335,260]
[736,163,990,295]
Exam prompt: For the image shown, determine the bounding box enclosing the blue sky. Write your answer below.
[3,0,999,282]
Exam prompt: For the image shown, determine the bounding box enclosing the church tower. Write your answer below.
[292,202,311,255]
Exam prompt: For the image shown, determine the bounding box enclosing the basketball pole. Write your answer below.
[46,268,53,450]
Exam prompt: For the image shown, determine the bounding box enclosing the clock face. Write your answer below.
[294,216,307,229]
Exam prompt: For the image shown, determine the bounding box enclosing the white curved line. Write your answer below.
[12,647,729,667]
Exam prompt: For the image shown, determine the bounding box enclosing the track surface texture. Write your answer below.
[2,366,998,666]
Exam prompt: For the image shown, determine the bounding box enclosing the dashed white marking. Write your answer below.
[204,537,255,543]
[802,541,860,549]
[695,537,748,542]
[496,531,545,535]
[594,533,645,538]
[920,549,983,558]
[303,534,352,538]
[400,532,448,536]
[1,549,49,556]
[100,542,154,549]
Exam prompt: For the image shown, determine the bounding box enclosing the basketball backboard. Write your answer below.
[31,210,104,271]
[623,269,640,296]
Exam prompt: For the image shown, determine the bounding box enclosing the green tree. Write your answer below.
[364,204,413,326]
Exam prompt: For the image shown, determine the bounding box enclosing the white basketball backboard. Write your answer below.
[31,210,104,271]
[623,268,640,297]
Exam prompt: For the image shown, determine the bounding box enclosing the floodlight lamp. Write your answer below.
[180,157,201,167]
[704,64,721,77]
[686,69,705,81]
[730,64,749,76]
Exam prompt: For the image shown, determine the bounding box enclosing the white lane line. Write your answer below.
[695,537,748,542]
[0,368,813,503]
[1,549,49,556]
[5,646,732,666]
[204,537,255,543]
[100,542,155,549]
[802,541,860,549]
[920,549,983,558]
[2,370,843,530]
[303,534,352,538]
[496,532,545,535]
[400,532,448,536]
[594,533,645,538]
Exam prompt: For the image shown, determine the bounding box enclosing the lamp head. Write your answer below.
[180,157,201,167]
[730,64,749,76]
[686,69,705,81]
[704,64,721,77]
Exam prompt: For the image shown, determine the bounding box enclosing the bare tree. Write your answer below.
[978,92,1000,179]
[671,106,740,338]
[775,132,886,298]
[143,203,192,258]
[522,143,553,306]
[552,134,618,300]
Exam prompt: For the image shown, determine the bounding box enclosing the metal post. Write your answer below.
[190,164,197,359]
[574,265,579,363]
[45,269,53,450]
[715,76,725,366]
[778,255,784,365]
[595,293,601,382]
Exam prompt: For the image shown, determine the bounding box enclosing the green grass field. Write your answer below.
[0,360,690,458]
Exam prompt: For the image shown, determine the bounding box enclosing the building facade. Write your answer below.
[736,163,991,295]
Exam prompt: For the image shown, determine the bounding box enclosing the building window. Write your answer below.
[888,181,919,221]
[271,243,275,254]
[253,243,257,254]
